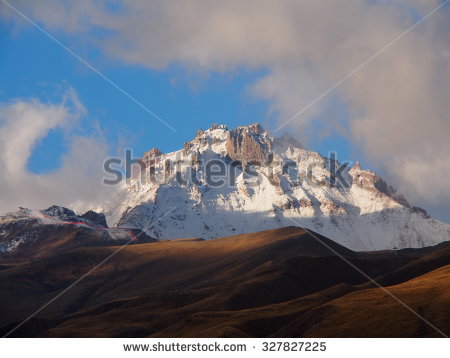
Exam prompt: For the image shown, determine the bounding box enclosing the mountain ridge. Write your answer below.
[0,206,155,259]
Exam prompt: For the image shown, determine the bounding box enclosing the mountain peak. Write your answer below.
[225,123,273,163]
[208,123,228,131]
[110,122,450,251]
[237,122,265,135]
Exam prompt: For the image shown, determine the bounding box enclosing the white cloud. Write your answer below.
[0,91,122,214]
[2,0,450,217]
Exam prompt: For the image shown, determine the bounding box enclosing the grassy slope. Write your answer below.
[0,227,448,337]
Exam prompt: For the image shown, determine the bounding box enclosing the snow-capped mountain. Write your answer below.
[107,123,450,251]
[0,206,154,257]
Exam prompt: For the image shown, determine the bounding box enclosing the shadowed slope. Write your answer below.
[0,226,448,337]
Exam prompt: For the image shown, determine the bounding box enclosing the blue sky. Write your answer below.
[0,22,354,175]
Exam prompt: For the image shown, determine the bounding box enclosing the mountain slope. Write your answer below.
[287,265,450,338]
[0,206,155,259]
[0,226,448,338]
[106,123,450,251]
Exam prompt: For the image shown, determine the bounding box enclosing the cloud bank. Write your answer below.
[0,91,122,214]
[2,0,450,217]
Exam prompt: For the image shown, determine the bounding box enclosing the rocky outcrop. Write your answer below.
[412,206,430,219]
[225,123,271,164]
[143,147,163,158]
[183,142,193,156]
[320,201,347,215]
[195,128,204,138]
[41,206,107,227]
[42,206,79,222]
[0,206,157,258]
[349,165,409,207]
[80,210,107,227]
[164,160,172,178]
[209,123,227,131]
[142,148,163,166]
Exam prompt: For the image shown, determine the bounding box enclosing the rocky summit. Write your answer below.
[103,123,450,251]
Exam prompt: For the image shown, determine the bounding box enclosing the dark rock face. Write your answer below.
[412,206,430,219]
[225,124,271,164]
[81,211,107,227]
